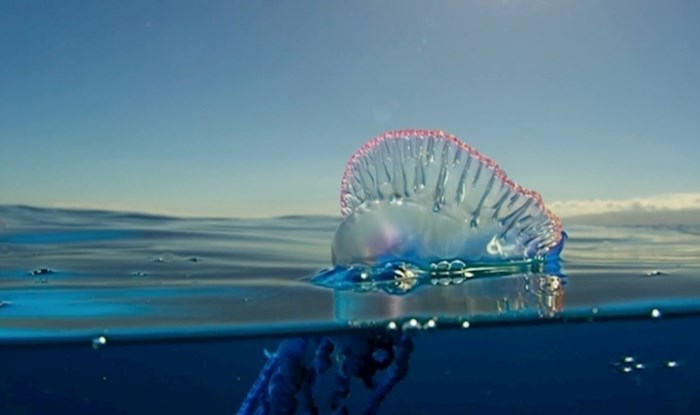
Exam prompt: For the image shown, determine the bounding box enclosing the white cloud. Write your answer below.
[549,192,700,218]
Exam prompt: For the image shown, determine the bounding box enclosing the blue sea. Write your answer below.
[1,205,700,414]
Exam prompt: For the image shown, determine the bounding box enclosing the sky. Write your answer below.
[0,0,698,218]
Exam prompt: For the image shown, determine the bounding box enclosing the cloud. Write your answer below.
[549,193,700,218]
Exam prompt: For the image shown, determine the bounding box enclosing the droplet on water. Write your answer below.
[153,253,175,263]
[423,319,437,329]
[29,268,54,276]
[29,268,54,283]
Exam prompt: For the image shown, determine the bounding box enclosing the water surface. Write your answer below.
[1,205,699,342]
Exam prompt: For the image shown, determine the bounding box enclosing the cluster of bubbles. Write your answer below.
[386,318,438,331]
[612,355,681,374]
[384,318,474,331]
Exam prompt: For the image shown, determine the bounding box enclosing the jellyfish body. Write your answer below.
[332,129,565,272]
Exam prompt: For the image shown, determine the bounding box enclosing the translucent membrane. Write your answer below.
[333,129,564,269]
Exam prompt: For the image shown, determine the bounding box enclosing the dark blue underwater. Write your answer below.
[1,206,699,414]
[2,318,699,414]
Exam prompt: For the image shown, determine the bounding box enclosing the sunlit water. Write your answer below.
[1,205,700,414]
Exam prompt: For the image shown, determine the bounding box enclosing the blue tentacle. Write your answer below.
[237,333,415,415]
[363,333,414,415]
[237,352,279,415]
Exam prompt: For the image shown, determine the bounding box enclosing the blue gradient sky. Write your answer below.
[1,1,698,217]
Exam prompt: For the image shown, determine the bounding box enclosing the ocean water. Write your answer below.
[1,205,700,414]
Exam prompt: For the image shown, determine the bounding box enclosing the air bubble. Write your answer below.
[92,336,107,350]
[402,318,420,330]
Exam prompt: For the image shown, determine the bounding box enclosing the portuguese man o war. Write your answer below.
[237,130,567,415]
[315,129,566,293]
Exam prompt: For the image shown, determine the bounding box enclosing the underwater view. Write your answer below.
[2,1,700,414]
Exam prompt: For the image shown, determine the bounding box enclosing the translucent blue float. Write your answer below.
[316,129,566,293]
[237,129,566,414]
